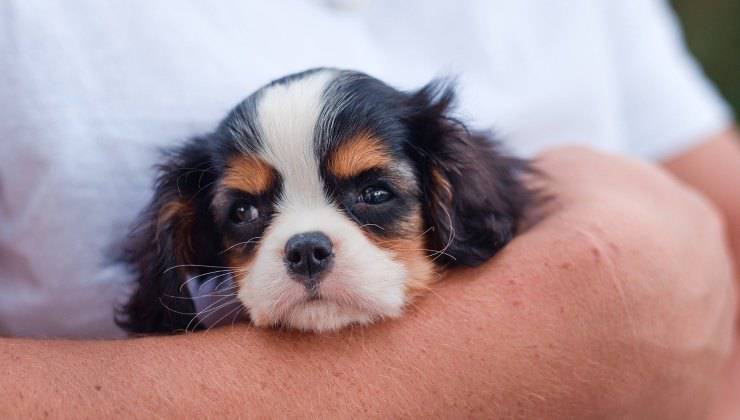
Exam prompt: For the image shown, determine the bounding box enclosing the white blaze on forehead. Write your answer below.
[255,70,337,210]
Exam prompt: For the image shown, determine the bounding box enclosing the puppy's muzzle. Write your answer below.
[284,231,334,289]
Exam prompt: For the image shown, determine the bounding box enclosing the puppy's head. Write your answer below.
[119,69,533,333]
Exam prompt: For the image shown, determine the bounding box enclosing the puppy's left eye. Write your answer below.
[229,202,260,224]
[360,186,393,205]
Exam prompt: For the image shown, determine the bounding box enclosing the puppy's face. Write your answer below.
[217,71,433,331]
[120,69,533,334]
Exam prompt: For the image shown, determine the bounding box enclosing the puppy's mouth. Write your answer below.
[274,292,378,332]
[290,289,355,311]
[304,294,325,303]
[268,283,376,320]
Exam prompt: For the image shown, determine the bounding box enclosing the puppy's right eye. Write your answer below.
[229,202,259,224]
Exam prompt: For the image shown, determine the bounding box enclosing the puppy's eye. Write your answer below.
[229,202,259,224]
[360,186,393,205]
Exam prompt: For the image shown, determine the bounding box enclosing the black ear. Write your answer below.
[405,81,536,266]
[117,138,223,333]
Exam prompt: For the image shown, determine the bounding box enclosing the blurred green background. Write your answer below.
[673,0,739,116]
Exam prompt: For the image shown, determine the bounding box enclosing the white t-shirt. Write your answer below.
[0,0,732,337]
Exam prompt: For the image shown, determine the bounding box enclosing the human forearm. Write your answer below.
[663,127,740,273]
[2,148,735,419]
[662,127,740,420]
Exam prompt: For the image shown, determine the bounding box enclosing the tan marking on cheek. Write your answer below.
[225,253,256,291]
[363,210,439,298]
[222,155,275,194]
[328,133,392,178]
[223,220,278,292]
[387,236,439,298]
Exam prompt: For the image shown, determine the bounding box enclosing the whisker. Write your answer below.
[218,236,262,255]
[162,292,238,300]
[186,296,237,333]
[359,223,385,231]
[230,307,246,327]
[204,305,245,333]
[189,300,240,332]
[195,270,237,290]
[179,268,231,280]
[431,205,456,262]
[163,264,237,274]
[178,269,234,293]
[372,226,435,246]
[157,298,199,316]
[384,246,456,260]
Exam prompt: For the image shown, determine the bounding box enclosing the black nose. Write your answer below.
[284,231,333,287]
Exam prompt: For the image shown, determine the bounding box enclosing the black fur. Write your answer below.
[403,81,535,266]
[317,71,535,265]
[117,138,225,333]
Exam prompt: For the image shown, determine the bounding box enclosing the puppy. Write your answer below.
[118,68,535,334]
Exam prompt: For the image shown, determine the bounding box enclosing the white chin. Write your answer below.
[255,299,389,333]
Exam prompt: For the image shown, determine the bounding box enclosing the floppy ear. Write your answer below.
[117,138,223,333]
[405,81,536,266]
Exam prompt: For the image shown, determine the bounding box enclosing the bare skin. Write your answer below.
[662,128,740,420]
[0,146,736,419]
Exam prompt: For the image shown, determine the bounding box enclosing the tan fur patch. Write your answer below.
[156,200,195,262]
[223,223,273,292]
[157,200,189,230]
[225,253,255,292]
[328,133,392,178]
[387,237,439,298]
[222,155,275,194]
[363,210,439,298]
[430,167,452,202]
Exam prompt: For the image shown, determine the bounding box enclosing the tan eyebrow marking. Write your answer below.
[327,133,392,179]
[221,155,276,194]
